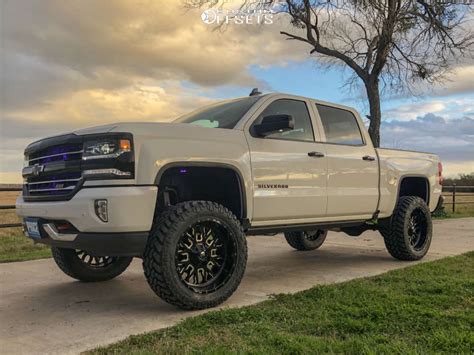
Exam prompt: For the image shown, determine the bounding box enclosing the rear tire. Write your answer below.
[382,196,432,261]
[284,230,327,251]
[143,201,247,310]
[51,247,132,282]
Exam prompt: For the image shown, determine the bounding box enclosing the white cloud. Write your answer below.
[384,102,446,121]
[432,65,474,97]
[2,0,307,100]
[383,97,474,122]
[381,113,474,177]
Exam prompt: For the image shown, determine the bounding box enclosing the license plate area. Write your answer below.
[25,218,42,239]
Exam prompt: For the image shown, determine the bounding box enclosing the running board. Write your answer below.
[246,220,367,235]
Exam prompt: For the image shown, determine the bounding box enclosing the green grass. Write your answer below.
[433,204,474,219]
[91,252,474,354]
[0,232,51,263]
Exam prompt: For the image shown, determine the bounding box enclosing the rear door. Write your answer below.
[244,97,328,223]
[314,103,379,218]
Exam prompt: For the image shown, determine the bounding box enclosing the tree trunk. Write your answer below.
[365,79,381,148]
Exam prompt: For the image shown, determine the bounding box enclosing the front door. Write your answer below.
[245,98,328,222]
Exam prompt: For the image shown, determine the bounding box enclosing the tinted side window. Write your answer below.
[255,99,314,142]
[316,104,364,145]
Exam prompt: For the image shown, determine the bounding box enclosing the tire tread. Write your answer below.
[383,196,432,261]
[143,201,247,310]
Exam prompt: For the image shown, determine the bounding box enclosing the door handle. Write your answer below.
[308,151,325,158]
[362,155,376,161]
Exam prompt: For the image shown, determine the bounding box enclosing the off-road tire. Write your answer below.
[378,225,390,239]
[51,247,133,282]
[143,201,247,310]
[382,196,432,261]
[284,230,328,251]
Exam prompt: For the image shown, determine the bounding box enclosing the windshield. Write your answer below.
[174,96,262,129]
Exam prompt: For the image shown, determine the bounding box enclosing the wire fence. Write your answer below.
[0,185,473,229]
[0,187,22,228]
[440,185,474,213]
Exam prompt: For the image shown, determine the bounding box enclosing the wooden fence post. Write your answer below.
[452,183,456,213]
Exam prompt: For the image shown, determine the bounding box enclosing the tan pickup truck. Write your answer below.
[16,91,443,309]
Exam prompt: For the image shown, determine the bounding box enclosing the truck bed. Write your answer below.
[376,148,441,217]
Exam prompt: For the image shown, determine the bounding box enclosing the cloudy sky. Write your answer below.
[1,0,473,183]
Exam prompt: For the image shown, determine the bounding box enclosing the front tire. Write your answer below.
[143,201,247,310]
[51,247,132,282]
[382,196,432,261]
[284,230,327,251]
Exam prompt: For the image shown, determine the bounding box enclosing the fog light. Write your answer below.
[56,222,74,232]
[94,199,108,222]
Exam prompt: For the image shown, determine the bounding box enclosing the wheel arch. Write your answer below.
[154,162,247,220]
[396,175,430,205]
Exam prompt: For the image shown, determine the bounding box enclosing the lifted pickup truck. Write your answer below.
[16,92,443,309]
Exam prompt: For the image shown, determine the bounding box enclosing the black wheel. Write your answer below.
[143,201,247,310]
[284,229,327,251]
[51,247,132,282]
[382,196,432,261]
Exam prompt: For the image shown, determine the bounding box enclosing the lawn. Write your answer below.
[0,191,50,262]
[0,231,51,263]
[434,202,474,219]
[91,252,474,354]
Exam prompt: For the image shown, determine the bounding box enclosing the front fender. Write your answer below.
[132,128,253,219]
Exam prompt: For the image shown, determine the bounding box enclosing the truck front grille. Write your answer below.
[26,173,83,196]
[27,144,83,166]
[23,135,84,201]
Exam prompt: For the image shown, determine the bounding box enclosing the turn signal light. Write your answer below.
[119,139,131,152]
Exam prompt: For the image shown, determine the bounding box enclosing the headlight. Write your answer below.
[83,139,131,160]
[81,133,135,179]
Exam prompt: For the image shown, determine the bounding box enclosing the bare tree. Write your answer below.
[187,0,473,147]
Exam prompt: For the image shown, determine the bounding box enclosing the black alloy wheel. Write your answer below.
[75,250,117,268]
[407,208,429,251]
[284,229,328,251]
[175,221,237,294]
[304,230,326,242]
[51,247,132,282]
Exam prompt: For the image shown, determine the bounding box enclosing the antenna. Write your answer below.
[249,88,262,96]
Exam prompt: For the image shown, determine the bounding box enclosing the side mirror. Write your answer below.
[254,114,295,137]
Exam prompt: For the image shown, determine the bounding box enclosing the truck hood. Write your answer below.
[27,121,243,150]
[73,122,244,141]
[73,124,119,135]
